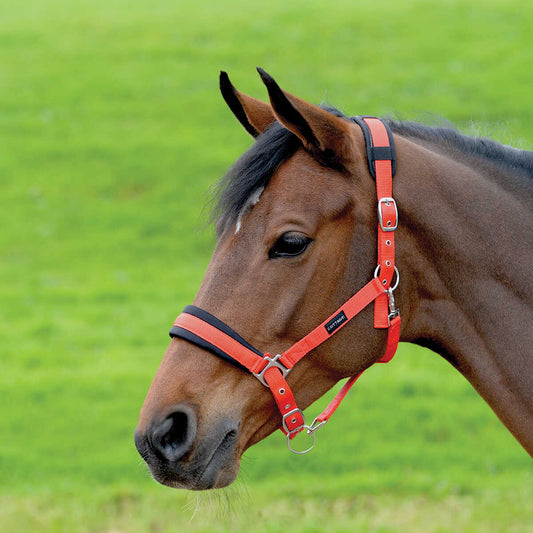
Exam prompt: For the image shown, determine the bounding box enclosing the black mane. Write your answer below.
[386,119,533,178]
[212,107,532,234]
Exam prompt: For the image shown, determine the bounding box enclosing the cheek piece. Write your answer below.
[169,117,401,454]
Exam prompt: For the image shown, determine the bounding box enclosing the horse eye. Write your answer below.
[269,233,312,259]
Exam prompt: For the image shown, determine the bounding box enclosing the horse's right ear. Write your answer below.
[220,71,276,138]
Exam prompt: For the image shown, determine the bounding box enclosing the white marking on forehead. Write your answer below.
[235,186,265,234]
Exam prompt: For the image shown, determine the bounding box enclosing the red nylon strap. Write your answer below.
[314,315,401,426]
[264,367,305,436]
[360,117,397,328]
[315,371,364,425]
[279,277,386,368]
[379,315,401,363]
[172,313,267,375]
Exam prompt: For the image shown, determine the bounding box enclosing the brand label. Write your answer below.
[324,311,347,335]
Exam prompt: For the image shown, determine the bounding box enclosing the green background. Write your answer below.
[1,0,532,531]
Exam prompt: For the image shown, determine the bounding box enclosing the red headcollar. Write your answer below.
[170,116,400,453]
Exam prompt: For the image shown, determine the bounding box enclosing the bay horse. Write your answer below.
[135,69,533,490]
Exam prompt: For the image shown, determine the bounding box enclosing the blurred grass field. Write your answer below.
[1,0,532,531]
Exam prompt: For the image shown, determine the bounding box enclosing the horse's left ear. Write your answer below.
[220,71,277,138]
[257,68,356,167]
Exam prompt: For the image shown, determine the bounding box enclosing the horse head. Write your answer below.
[134,69,399,489]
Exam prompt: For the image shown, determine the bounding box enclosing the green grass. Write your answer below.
[1,0,532,531]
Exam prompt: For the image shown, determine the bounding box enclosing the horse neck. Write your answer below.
[392,135,533,454]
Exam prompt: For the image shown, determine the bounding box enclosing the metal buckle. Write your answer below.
[378,197,398,232]
[282,408,305,434]
[253,353,291,387]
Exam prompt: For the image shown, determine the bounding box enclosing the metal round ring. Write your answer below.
[286,426,316,454]
[374,265,400,291]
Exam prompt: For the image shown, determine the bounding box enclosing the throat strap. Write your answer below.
[279,277,385,369]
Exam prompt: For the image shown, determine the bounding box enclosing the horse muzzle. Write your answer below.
[134,403,240,490]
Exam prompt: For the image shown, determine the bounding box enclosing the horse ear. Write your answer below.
[257,68,355,166]
[220,71,277,138]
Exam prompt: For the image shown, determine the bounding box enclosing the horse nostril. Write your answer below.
[150,405,197,462]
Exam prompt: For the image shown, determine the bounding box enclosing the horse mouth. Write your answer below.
[195,428,239,488]
[135,422,240,490]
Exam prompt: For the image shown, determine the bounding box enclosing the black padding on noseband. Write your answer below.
[169,326,249,371]
[169,304,263,371]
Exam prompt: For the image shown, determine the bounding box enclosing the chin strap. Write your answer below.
[169,116,400,454]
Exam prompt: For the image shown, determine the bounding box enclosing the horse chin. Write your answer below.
[150,459,240,491]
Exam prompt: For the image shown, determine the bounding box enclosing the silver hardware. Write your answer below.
[377,197,398,232]
[387,287,400,324]
[286,426,316,454]
[307,416,327,434]
[279,388,285,395]
[282,408,304,434]
[286,413,327,454]
[253,354,291,387]
[374,265,400,291]
[386,240,392,246]
[387,287,397,315]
